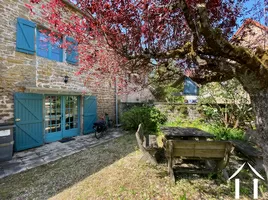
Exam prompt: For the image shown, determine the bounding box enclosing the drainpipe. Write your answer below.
[115,76,119,127]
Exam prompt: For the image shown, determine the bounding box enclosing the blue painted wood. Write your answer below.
[16,18,36,54]
[36,30,49,58]
[83,96,97,134]
[66,37,78,64]
[36,30,63,62]
[62,96,80,138]
[14,93,43,151]
[183,77,199,95]
[44,95,63,143]
[44,96,80,142]
[51,39,63,62]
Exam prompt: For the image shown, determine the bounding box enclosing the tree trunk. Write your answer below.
[233,118,239,129]
[250,90,268,182]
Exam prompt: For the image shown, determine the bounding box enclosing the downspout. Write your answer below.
[115,76,119,127]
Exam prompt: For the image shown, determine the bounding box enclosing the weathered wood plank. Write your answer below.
[230,140,262,158]
[165,139,233,183]
[171,141,231,159]
[135,124,159,165]
[230,140,263,170]
[175,168,214,174]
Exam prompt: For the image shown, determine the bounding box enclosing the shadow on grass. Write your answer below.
[0,133,137,200]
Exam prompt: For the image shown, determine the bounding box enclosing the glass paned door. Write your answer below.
[44,96,62,142]
[44,95,80,143]
[63,96,80,138]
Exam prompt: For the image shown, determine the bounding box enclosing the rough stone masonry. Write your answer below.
[0,0,116,123]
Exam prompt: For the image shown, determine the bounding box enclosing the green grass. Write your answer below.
[1,133,266,200]
[0,134,137,200]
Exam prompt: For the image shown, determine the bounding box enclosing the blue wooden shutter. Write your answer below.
[14,93,43,151]
[183,77,199,95]
[16,18,36,54]
[66,37,78,64]
[83,96,97,134]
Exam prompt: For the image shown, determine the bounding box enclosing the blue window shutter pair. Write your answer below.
[16,18,36,54]
[66,37,78,64]
[16,18,76,64]
[183,77,199,95]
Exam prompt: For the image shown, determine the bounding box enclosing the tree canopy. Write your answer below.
[28,0,267,93]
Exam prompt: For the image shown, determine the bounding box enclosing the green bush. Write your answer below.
[208,124,245,141]
[121,106,167,133]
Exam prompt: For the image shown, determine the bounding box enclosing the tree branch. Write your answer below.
[177,0,267,75]
[124,42,192,60]
[197,56,238,76]
[190,73,234,85]
[195,3,268,71]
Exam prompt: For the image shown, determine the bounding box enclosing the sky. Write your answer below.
[238,0,266,26]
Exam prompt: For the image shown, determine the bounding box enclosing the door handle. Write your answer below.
[15,118,21,122]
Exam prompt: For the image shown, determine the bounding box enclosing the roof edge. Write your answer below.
[232,18,268,40]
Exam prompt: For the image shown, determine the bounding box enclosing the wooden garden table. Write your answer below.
[161,127,215,141]
[160,127,231,182]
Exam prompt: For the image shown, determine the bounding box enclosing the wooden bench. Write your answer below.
[135,124,159,165]
[165,140,233,182]
[230,140,263,170]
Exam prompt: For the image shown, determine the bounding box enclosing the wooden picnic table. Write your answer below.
[161,127,215,140]
[160,127,232,182]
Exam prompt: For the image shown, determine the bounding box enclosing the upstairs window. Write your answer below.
[36,30,63,62]
[66,37,78,65]
[16,18,78,64]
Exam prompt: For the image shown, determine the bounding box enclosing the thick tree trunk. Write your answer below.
[250,90,268,182]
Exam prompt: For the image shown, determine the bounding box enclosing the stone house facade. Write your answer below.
[232,18,267,51]
[119,73,155,103]
[0,0,115,151]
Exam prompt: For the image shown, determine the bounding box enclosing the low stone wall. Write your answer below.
[154,103,202,122]
[119,102,202,122]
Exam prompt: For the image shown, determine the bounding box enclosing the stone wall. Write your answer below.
[233,19,267,51]
[154,103,202,122]
[36,57,86,90]
[118,102,201,123]
[89,81,116,122]
[0,0,115,123]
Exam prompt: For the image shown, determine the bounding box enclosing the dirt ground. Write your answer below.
[0,133,267,200]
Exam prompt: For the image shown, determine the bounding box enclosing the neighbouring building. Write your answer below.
[183,77,199,104]
[232,18,267,51]
[119,73,155,103]
[0,0,116,151]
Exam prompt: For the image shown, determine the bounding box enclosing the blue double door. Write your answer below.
[44,95,80,143]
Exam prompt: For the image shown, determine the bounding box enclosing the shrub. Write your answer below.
[121,106,167,133]
[208,124,245,141]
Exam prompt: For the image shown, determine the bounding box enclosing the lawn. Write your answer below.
[0,134,136,200]
[0,133,267,200]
